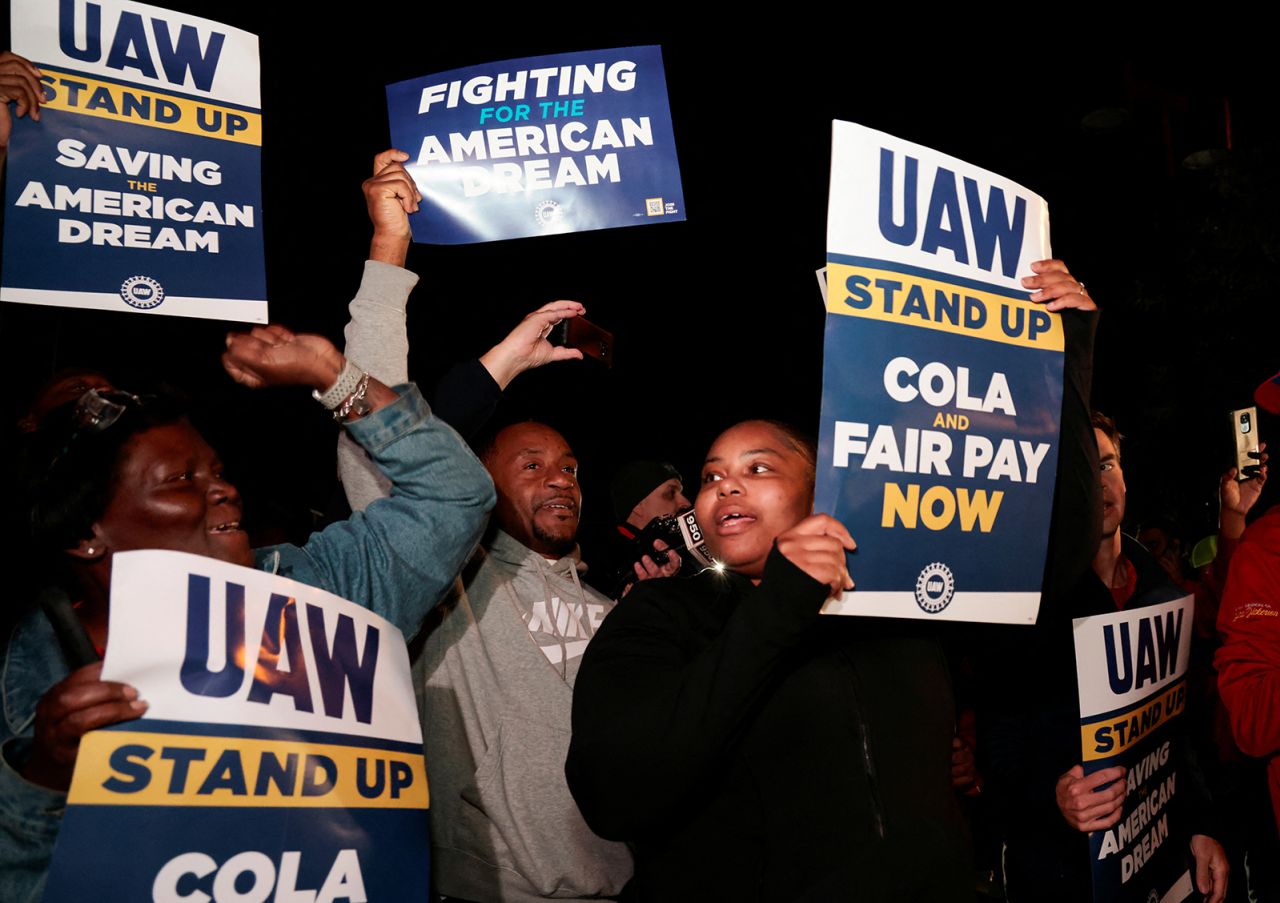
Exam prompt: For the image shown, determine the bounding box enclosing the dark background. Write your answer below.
[4,15,1277,555]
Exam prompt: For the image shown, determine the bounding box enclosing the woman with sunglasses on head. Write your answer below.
[1,325,495,901]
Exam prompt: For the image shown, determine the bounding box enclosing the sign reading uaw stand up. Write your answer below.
[43,551,431,902]
[386,46,685,243]
[1074,597,1197,902]
[2,0,266,322]
[816,121,1063,624]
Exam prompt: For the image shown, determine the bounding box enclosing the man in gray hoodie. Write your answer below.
[414,422,634,901]
[337,149,639,901]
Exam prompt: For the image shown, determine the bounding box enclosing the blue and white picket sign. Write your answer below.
[1074,597,1197,903]
[816,121,1061,624]
[3,0,266,322]
[386,46,685,244]
[43,551,431,902]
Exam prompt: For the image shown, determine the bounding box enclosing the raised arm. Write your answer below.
[337,150,587,511]
[1215,445,1269,572]
[283,384,494,636]
[223,324,495,637]
[1025,259,1101,616]
[338,150,420,511]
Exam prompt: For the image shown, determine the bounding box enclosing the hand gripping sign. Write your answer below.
[44,551,430,902]
[3,0,266,322]
[386,46,685,244]
[816,121,1062,624]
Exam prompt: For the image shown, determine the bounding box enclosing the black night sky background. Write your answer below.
[3,14,1278,558]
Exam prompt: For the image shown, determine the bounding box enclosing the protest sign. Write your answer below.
[816,121,1062,624]
[1074,596,1196,903]
[3,0,266,322]
[43,550,430,902]
[386,46,685,243]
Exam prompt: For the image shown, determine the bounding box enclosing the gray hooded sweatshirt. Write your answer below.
[338,261,632,899]
[415,529,632,901]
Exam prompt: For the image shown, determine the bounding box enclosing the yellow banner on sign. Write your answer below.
[1080,679,1187,762]
[40,69,262,146]
[69,730,428,808]
[826,262,1065,352]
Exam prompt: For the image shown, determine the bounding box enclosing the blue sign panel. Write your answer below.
[817,121,1063,624]
[45,722,431,903]
[1075,597,1198,902]
[386,46,685,244]
[43,552,432,901]
[3,0,266,322]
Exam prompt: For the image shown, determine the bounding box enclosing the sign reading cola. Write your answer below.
[43,551,430,902]
[816,121,1063,624]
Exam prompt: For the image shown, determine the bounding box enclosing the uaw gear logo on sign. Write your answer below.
[915,562,955,614]
[120,276,165,310]
[533,200,563,227]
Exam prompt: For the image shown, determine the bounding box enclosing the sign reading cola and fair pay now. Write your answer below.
[817,121,1062,624]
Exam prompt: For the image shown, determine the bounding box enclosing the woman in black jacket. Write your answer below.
[566,259,1099,901]
[565,418,970,902]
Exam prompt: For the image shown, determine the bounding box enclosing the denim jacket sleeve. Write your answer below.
[0,737,64,902]
[0,615,69,903]
[258,382,495,638]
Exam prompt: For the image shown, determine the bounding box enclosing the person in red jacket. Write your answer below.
[1216,503,1280,834]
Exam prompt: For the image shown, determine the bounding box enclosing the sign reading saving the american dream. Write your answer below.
[386,46,685,244]
[43,551,430,902]
[1074,597,1196,903]
[2,0,266,322]
[816,121,1063,624]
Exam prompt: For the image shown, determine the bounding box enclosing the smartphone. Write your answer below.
[550,317,613,368]
[1230,406,1261,481]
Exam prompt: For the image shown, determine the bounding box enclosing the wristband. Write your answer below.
[333,373,373,423]
[312,359,363,410]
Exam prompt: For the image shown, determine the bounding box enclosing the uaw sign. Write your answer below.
[44,551,431,902]
[816,121,1063,624]
[1074,596,1197,903]
[3,0,266,322]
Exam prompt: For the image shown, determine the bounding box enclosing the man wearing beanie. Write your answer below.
[587,460,691,598]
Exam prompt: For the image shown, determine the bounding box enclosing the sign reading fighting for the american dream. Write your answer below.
[43,551,430,902]
[816,121,1063,624]
[3,0,266,322]
[1074,597,1196,903]
[386,46,685,243]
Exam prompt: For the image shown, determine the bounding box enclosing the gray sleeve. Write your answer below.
[337,260,420,513]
